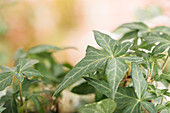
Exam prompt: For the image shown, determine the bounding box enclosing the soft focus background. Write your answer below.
[0,0,170,112]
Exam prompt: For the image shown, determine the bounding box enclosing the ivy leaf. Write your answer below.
[106,58,128,99]
[93,30,117,56]
[141,101,157,113]
[0,66,15,72]
[71,82,95,95]
[79,99,117,113]
[114,42,132,57]
[22,68,43,78]
[119,31,137,42]
[53,46,109,95]
[123,100,142,113]
[152,26,170,36]
[152,42,170,54]
[15,73,24,83]
[0,72,14,91]
[132,63,148,99]
[123,56,143,62]
[114,87,137,113]
[118,22,148,30]
[145,33,170,44]
[156,101,170,112]
[83,77,111,98]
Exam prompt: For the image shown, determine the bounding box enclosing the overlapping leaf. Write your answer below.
[54,31,132,96]
[106,58,128,99]
[0,72,14,91]
[79,99,117,113]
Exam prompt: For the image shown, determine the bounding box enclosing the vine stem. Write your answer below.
[147,61,154,83]
[161,55,169,71]
[19,82,23,106]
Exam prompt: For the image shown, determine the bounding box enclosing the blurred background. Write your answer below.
[0,0,170,112]
[1,0,170,66]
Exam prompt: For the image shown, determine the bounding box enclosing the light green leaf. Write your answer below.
[106,58,128,99]
[79,99,117,113]
[156,101,170,112]
[22,68,43,78]
[0,107,6,113]
[28,45,75,54]
[123,56,143,62]
[53,46,109,95]
[141,101,157,113]
[132,63,147,99]
[93,30,117,56]
[114,42,132,57]
[123,100,142,113]
[0,72,14,91]
[152,42,170,54]
[14,48,27,60]
[83,77,111,98]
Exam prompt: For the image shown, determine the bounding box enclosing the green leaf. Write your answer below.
[114,42,132,57]
[28,45,75,54]
[71,82,95,95]
[22,68,42,78]
[15,72,24,82]
[156,101,170,112]
[0,107,6,113]
[141,101,157,113]
[119,31,137,42]
[123,100,142,113]
[0,72,14,91]
[152,26,170,36]
[79,99,117,113]
[168,48,170,56]
[16,58,39,71]
[123,56,143,62]
[145,33,170,44]
[0,65,15,72]
[93,30,117,56]
[132,63,147,99]
[114,87,137,113]
[83,77,111,98]
[118,22,148,30]
[0,90,18,113]
[106,58,128,99]
[14,48,27,60]
[152,42,170,54]
[53,46,109,95]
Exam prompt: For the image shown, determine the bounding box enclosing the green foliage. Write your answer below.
[57,22,170,113]
[79,99,117,113]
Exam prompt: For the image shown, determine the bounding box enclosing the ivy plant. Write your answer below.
[54,22,170,113]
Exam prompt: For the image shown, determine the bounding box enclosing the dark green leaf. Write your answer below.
[83,77,111,98]
[79,99,117,113]
[71,82,95,95]
[132,63,147,99]
[106,58,128,99]
[119,31,137,42]
[123,100,142,113]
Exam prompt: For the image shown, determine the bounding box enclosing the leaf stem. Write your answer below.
[19,82,23,106]
[161,55,169,71]
[147,61,154,83]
